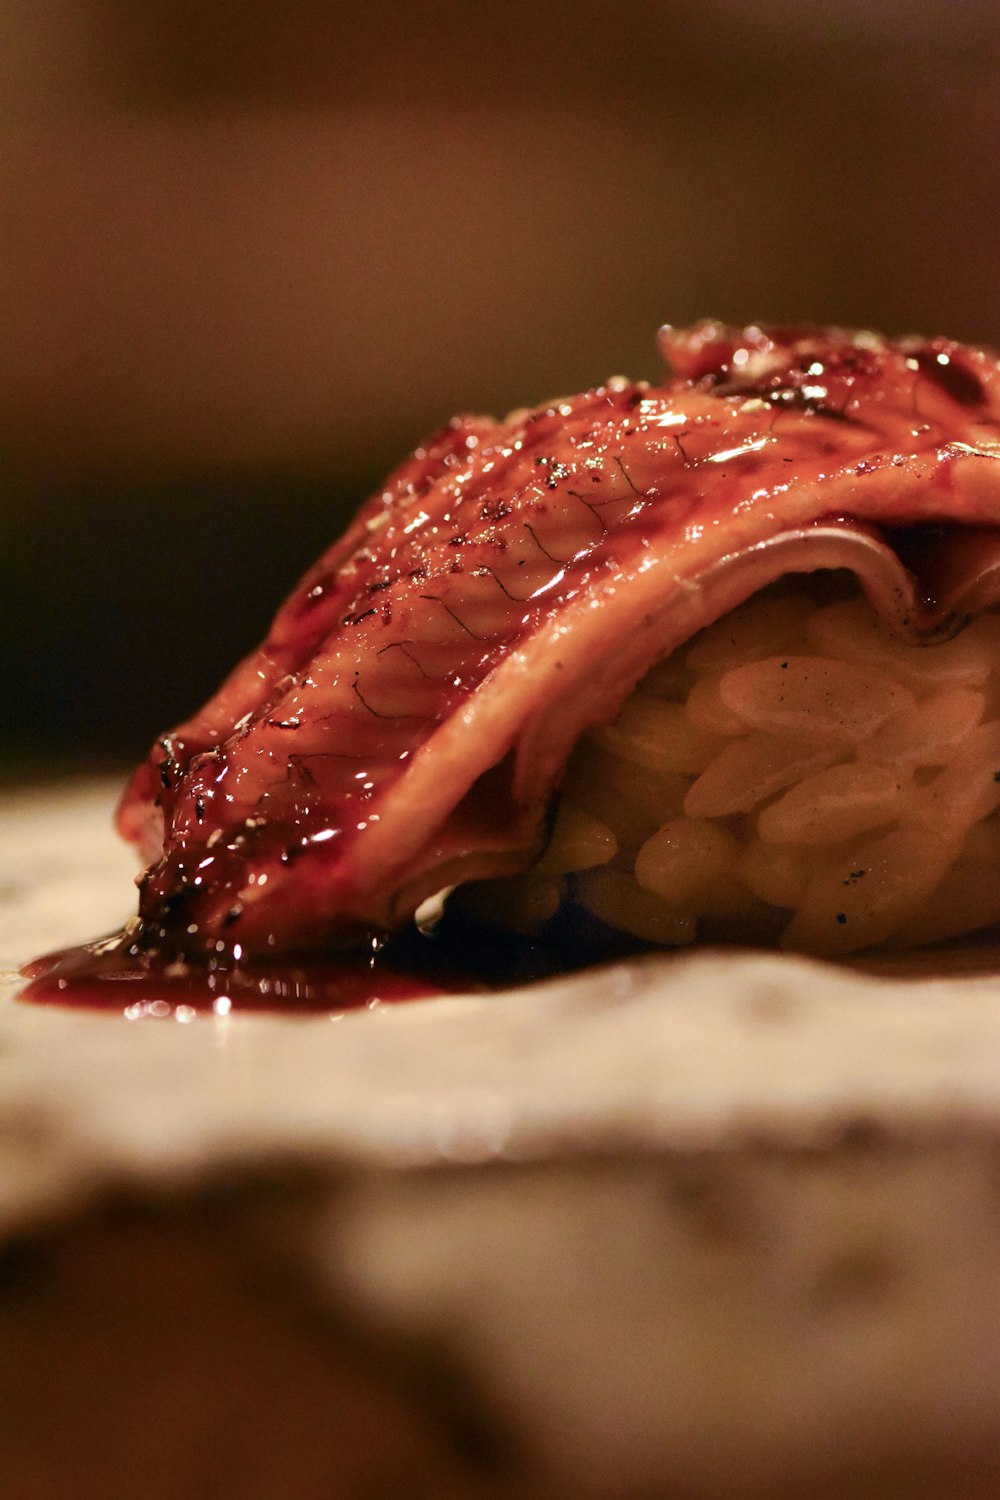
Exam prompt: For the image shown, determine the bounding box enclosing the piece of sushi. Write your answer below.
[116,322,1000,962]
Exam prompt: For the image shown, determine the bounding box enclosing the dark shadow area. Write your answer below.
[2,467,375,779]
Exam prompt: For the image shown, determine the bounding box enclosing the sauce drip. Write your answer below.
[18,933,449,1017]
[17,910,596,1017]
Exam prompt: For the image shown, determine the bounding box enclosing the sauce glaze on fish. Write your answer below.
[115,323,1000,958]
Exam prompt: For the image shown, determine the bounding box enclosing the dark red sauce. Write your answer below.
[18,904,645,1018]
[18,932,458,1017]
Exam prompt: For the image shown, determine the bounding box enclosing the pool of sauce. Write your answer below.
[17,902,654,1018]
[16,906,586,1017]
[19,935,447,1017]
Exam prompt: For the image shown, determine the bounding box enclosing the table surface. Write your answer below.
[4,779,1000,1497]
[4,778,1000,1216]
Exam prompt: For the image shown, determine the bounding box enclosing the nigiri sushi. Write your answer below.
[116,322,1000,961]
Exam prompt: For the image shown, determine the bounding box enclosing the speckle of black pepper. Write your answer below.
[836,912,848,925]
[533,456,571,487]
[194,795,205,824]
[480,499,513,521]
[780,661,789,669]
[842,868,868,885]
[993,771,1000,783]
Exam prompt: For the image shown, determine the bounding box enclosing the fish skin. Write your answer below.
[117,324,1000,954]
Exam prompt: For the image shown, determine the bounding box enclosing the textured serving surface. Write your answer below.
[5,781,1000,1215]
[5,781,1000,1498]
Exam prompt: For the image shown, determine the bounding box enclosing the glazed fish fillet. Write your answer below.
[117,323,1000,957]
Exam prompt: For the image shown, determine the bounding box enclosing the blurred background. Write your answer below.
[4,0,1000,780]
